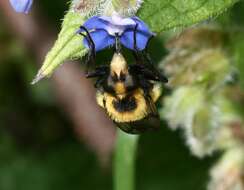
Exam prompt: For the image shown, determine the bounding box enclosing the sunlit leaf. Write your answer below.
[139,0,239,32]
[32,11,87,84]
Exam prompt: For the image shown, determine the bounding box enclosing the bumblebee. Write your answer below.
[80,24,168,133]
[86,52,167,133]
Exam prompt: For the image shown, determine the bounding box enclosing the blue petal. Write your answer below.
[82,16,109,31]
[121,30,152,51]
[9,0,33,14]
[83,30,115,52]
[131,17,155,36]
[120,17,154,50]
[79,16,154,51]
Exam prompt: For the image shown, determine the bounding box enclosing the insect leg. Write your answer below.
[94,77,107,88]
[78,26,96,74]
[142,65,168,83]
[86,65,109,78]
[130,64,168,83]
[132,24,143,64]
[133,24,139,51]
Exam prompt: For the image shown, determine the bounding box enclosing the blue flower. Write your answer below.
[9,0,33,14]
[77,15,154,52]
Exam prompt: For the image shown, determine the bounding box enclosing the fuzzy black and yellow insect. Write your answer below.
[86,51,167,133]
[80,24,168,133]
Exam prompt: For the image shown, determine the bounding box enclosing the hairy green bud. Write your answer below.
[208,147,244,190]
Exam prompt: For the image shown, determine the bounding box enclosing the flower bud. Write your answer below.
[162,86,244,157]
[111,0,143,16]
[71,0,104,16]
[213,95,244,150]
[186,103,221,157]
[162,48,232,90]
[161,86,206,130]
[100,0,143,16]
[208,147,244,190]
[161,27,233,91]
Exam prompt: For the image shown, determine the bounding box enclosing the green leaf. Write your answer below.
[139,0,239,33]
[32,11,87,84]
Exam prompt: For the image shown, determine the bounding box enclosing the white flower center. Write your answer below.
[100,13,136,36]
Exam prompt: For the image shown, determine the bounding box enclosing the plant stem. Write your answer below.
[114,130,139,190]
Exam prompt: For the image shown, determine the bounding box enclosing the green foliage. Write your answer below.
[139,0,239,32]
[32,11,87,84]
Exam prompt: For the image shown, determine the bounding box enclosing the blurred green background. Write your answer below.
[0,1,243,190]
